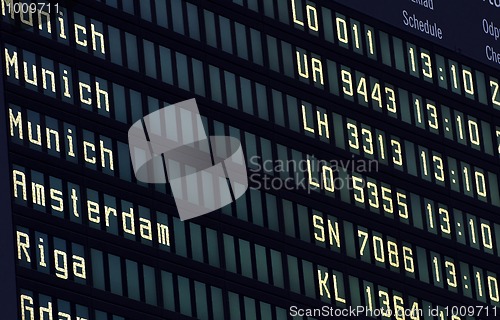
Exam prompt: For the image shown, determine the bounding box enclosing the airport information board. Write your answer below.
[1,0,500,319]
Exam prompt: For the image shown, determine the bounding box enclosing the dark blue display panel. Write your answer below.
[332,0,500,70]
[1,0,499,319]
